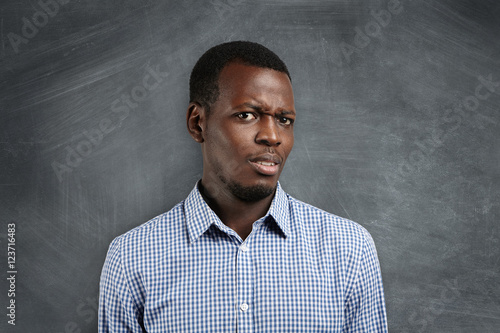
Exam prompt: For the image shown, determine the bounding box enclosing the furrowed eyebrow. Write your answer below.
[278,110,296,116]
[236,103,263,111]
[236,103,295,116]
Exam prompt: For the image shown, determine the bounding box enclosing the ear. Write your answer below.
[186,102,206,143]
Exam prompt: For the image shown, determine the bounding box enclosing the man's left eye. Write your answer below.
[278,117,293,125]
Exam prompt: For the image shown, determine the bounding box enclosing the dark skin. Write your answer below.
[187,62,295,240]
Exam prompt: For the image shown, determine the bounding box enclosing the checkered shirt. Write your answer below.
[99,182,388,332]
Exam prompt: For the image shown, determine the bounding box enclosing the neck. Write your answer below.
[198,181,275,240]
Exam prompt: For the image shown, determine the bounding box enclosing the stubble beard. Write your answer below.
[202,164,277,202]
[204,142,278,202]
[223,177,276,202]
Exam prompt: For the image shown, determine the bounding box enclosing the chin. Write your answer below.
[227,180,277,202]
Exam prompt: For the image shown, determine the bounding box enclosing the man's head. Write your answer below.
[189,41,291,112]
[187,41,295,203]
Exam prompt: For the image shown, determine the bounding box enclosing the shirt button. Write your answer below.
[240,303,249,312]
[240,244,248,252]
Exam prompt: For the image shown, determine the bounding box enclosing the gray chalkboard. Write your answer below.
[1,0,499,332]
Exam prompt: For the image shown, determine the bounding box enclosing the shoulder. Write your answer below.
[287,194,375,250]
[106,201,186,259]
[285,193,381,286]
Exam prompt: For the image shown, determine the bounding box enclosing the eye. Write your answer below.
[237,112,257,120]
[278,116,294,125]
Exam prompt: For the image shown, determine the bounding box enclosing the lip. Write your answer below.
[249,154,282,176]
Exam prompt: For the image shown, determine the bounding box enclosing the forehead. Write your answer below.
[216,62,295,110]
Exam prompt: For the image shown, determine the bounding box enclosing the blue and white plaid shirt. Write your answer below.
[99,182,387,332]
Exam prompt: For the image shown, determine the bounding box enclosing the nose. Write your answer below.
[255,115,281,146]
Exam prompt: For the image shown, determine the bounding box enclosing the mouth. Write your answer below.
[249,154,282,176]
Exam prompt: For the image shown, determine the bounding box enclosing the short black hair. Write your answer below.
[189,41,291,111]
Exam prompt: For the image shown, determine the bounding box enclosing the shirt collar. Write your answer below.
[184,181,290,244]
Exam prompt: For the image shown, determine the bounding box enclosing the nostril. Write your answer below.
[256,138,281,147]
[256,128,281,146]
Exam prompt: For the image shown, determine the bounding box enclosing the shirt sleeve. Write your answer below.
[343,231,388,332]
[99,238,145,333]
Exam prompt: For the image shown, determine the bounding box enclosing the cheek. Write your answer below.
[207,129,247,165]
[224,128,254,155]
[205,123,232,150]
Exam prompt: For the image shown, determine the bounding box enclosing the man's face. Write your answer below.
[200,62,295,202]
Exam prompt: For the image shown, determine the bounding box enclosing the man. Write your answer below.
[99,41,388,332]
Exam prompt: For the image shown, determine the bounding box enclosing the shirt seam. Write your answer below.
[343,234,370,331]
[115,236,144,327]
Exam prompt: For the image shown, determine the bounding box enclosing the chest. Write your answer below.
[140,231,347,332]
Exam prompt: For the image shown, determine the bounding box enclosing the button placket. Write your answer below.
[236,237,254,332]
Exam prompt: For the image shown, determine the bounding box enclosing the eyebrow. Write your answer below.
[236,102,296,116]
